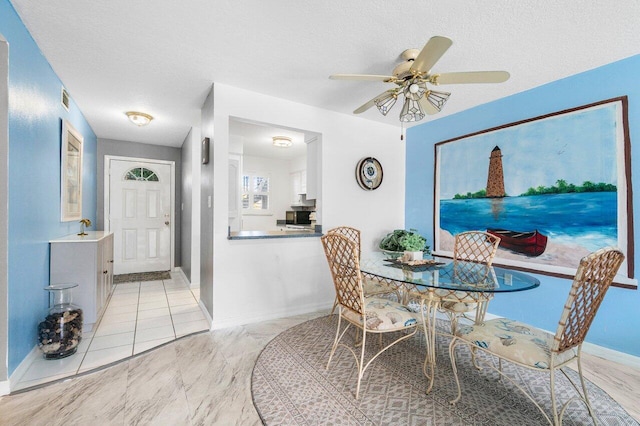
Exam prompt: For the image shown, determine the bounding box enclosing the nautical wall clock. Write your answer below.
[356,157,383,190]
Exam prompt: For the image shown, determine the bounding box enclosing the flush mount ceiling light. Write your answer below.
[272,136,293,148]
[125,111,154,127]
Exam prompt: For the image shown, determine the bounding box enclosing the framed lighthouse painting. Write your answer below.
[433,97,635,287]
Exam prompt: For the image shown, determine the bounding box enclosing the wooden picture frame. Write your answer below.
[433,97,635,288]
[61,120,83,222]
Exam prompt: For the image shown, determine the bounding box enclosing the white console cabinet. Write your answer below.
[49,231,114,331]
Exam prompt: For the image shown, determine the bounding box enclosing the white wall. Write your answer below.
[210,84,404,327]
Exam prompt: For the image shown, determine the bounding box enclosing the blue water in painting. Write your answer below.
[440,192,617,251]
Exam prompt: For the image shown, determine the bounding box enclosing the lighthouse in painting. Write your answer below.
[486,146,506,197]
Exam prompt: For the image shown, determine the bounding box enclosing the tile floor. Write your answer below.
[12,272,209,391]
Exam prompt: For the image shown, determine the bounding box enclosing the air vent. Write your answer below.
[61,87,70,111]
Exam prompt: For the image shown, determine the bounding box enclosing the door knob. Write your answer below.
[165,221,170,226]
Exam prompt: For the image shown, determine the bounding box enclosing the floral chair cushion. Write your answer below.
[456,318,577,369]
[343,296,419,331]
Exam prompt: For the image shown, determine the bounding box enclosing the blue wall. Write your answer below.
[1,0,97,374]
[406,55,640,357]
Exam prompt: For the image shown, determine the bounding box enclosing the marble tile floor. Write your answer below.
[1,310,638,425]
[11,272,209,392]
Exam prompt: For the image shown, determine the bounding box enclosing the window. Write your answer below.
[124,167,159,182]
[242,173,270,212]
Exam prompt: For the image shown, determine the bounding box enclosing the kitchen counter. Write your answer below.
[228,225,322,240]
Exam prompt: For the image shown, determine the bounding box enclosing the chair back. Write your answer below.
[554,247,624,353]
[327,226,361,258]
[321,233,365,316]
[450,260,497,289]
[454,231,501,266]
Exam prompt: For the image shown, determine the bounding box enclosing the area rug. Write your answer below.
[113,270,171,284]
[252,315,637,425]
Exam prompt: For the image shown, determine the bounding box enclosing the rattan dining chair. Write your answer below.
[321,233,419,399]
[327,226,398,314]
[448,247,624,426]
[437,230,501,333]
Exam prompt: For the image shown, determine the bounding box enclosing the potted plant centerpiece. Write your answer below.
[379,229,429,261]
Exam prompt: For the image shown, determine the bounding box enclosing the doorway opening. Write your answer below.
[228,117,321,233]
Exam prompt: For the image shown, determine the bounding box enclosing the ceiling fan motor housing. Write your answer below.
[392,60,415,81]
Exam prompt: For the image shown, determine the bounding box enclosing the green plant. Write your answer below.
[379,229,428,252]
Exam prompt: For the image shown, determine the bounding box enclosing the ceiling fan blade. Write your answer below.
[353,90,395,114]
[329,74,394,82]
[410,36,453,73]
[418,96,440,115]
[433,71,510,85]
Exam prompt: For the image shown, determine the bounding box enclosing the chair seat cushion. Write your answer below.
[456,318,577,369]
[363,277,394,296]
[343,297,419,331]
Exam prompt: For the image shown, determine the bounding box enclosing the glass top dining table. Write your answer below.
[359,253,540,393]
[359,254,540,294]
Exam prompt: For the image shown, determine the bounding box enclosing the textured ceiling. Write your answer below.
[9,0,640,147]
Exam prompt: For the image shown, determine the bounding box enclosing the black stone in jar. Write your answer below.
[38,308,83,359]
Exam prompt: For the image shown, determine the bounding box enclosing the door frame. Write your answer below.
[1,34,9,391]
[104,155,176,272]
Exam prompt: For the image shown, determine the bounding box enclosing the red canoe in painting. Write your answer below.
[487,229,548,257]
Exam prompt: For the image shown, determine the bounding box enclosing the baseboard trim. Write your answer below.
[173,267,199,290]
[483,312,640,370]
[211,302,333,330]
[0,379,9,396]
[8,345,40,393]
[198,299,213,328]
[581,341,640,369]
[173,267,187,282]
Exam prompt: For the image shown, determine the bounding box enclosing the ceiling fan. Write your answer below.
[329,36,510,122]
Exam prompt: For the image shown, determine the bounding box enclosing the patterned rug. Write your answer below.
[252,315,637,425]
[113,271,171,284]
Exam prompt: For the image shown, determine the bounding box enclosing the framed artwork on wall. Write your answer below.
[61,120,83,222]
[433,97,635,288]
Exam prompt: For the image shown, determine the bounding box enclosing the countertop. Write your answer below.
[228,228,322,240]
[50,231,113,243]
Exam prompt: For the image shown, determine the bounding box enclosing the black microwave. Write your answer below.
[286,210,311,225]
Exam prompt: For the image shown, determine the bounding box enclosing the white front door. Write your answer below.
[108,158,172,274]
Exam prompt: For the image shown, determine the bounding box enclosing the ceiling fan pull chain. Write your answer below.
[400,122,404,141]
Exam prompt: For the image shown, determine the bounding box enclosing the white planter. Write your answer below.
[403,251,423,261]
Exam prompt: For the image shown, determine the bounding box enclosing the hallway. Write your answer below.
[12,272,209,391]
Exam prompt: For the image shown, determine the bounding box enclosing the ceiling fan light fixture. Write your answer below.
[374,91,398,116]
[425,90,451,112]
[403,80,427,101]
[125,111,154,126]
[272,136,292,148]
[399,97,425,122]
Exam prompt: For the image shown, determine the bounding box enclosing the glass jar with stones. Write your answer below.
[38,283,83,359]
